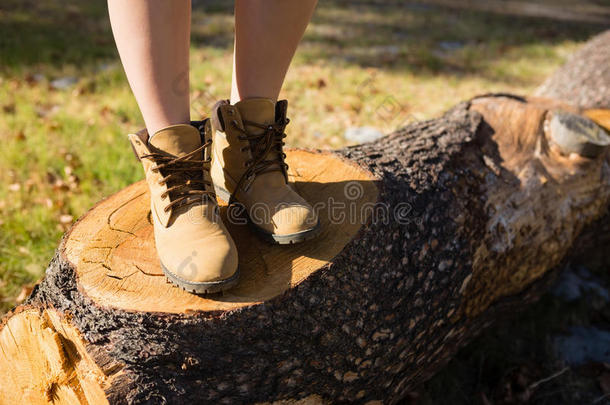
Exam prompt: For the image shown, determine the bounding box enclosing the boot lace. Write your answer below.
[141,140,215,212]
[229,117,289,204]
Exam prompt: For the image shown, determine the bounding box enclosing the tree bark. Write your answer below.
[1,94,609,404]
[536,29,610,110]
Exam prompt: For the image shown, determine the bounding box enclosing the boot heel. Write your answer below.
[128,130,149,161]
[129,140,141,161]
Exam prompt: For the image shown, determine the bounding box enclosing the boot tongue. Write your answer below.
[149,124,202,157]
[234,98,287,188]
[235,98,276,135]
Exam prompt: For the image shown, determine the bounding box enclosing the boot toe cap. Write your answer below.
[249,202,318,236]
[158,234,238,284]
[272,204,318,236]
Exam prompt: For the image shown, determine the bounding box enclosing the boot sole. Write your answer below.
[215,185,321,245]
[162,263,240,295]
[254,222,321,245]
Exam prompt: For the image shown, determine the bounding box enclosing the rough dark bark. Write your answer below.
[2,94,609,404]
[536,29,610,109]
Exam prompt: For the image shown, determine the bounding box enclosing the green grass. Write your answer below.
[0,0,609,401]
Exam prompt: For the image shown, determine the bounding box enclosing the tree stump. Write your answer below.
[1,94,609,404]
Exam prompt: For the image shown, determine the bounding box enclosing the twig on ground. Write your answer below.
[528,366,570,390]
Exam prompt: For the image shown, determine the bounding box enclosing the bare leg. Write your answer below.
[231,0,318,104]
[108,0,191,135]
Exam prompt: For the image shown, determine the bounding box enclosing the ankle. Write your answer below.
[145,117,191,138]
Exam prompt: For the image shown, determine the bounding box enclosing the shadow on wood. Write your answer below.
[63,150,378,313]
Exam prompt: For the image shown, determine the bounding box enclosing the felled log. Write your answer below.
[536,29,610,267]
[1,94,609,404]
[536,29,610,111]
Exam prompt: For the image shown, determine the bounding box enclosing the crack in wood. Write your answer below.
[106,192,146,237]
[133,264,163,277]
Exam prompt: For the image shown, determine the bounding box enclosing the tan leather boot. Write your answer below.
[129,122,239,293]
[210,98,320,244]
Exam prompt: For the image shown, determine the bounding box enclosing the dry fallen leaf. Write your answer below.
[8,79,20,91]
[53,179,70,192]
[59,214,74,225]
[15,284,34,303]
[46,171,57,184]
[2,103,16,114]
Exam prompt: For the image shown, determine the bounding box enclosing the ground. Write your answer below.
[0,0,609,403]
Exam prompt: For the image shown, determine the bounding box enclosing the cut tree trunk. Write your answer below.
[536,29,610,268]
[1,94,609,404]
